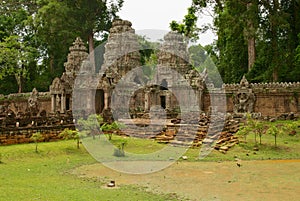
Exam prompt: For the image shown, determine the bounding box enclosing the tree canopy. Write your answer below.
[172,0,300,83]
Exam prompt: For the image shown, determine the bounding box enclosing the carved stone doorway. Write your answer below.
[66,95,71,111]
[95,89,105,114]
[160,96,166,109]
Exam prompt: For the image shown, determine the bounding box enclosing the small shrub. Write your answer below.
[237,114,268,145]
[113,140,127,157]
[30,132,44,153]
[101,121,126,140]
[267,124,286,148]
[59,128,81,149]
[286,120,300,136]
[77,114,103,139]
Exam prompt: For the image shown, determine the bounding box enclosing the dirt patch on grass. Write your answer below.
[72,160,300,201]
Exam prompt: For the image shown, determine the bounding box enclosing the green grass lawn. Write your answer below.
[0,141,180,201]
[0,120,299,200]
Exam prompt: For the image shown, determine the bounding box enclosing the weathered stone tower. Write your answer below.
[50,37,88,114]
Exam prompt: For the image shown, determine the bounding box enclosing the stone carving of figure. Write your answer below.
[27,88,39,116]
[234,93,248,113]
[56,95,61,112]
[234,76,256,113]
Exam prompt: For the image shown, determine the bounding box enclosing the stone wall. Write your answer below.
[223,81,300,117]
[0,92,51,117]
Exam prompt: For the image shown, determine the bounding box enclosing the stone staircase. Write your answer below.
[117,114,240,153]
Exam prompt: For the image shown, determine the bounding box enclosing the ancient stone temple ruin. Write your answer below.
[0,18,299,145]
[70,19,207,120]
[46,19,300,120]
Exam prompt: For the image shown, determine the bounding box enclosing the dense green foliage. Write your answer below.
[172,0,300,83]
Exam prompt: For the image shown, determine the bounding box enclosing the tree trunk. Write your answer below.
[49,55,54,74]
[15,74,22,93]
[248,37,256,71]
[271,0,279,82]
[259,135,262,145]
[246,2,256,71]
[88,33,94,54]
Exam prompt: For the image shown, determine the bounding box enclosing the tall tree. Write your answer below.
[244,0,259,70]
[0,0,40,93]
[0,35,38,93]
[34,0,78,76]
[215,0,249,83]
[175,0,300,83]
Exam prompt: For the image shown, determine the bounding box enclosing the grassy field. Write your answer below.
[0,141,182,201]
[0,120,299,200]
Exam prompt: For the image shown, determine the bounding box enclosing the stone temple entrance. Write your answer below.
[95,89,105,114]
[160,96,166,109]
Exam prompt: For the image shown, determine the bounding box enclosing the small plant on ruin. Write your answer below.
[59,128,81,149]
[237,114,267,145]
[30,132,44,153]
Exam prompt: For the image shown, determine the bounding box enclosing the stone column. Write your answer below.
[85,90,93,113]
[69,96,72,111]
[104,91,109,110]
[51,95,56,113]
[61,94,66,113]
[166,91,170,110]
[144,90,150,112]
[56,95,61,113]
